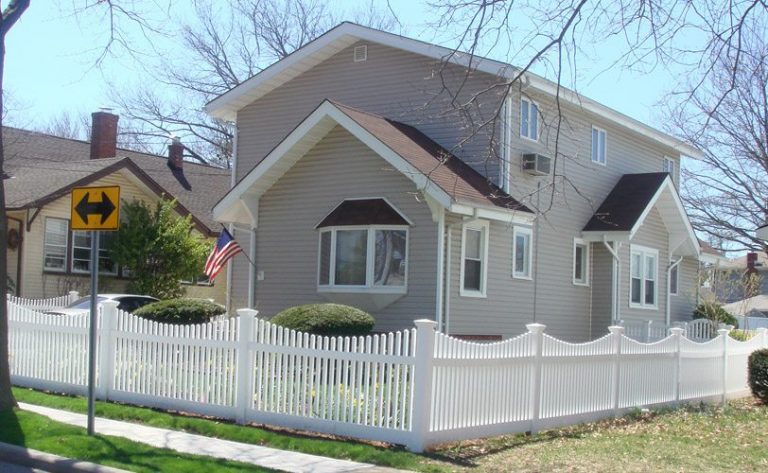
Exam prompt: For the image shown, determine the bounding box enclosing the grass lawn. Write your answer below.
[12,387,768,472]
[0,408,275,472]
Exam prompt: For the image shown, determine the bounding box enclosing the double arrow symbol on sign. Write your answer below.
[75,191,117,225]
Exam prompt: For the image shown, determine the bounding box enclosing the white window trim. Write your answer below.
[43,217,69,273]
[317,225,409,294]
[629,244,659,310]
[512,226,533,280]
[670,262,679,296]
[591,125,607,166]
[572,238,590,286]
[520,97,539,142]
[460,219,490,298]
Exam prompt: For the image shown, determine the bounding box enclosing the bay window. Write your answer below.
[630,245,658,308]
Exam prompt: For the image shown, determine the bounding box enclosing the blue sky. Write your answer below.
[4,1,680,132]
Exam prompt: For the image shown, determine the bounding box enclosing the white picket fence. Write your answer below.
[620,318,720,343]
[8,299,768,452]
[7,291,80,311]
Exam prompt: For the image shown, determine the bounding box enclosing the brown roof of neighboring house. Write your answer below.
[330,101,531,213]
[583,173,669,232]
[3,127,229,235]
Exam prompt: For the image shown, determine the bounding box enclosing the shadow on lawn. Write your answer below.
[0,408,25,445]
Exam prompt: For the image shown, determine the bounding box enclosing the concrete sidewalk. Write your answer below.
[19,403,408,473]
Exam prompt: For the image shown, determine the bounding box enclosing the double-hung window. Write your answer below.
[573,239,589,285]
[43,218,69,272]
[513,226,532,279]
[71,230,118,275]
[317,199,409,293]
[630,245,658,308]
[520,98,539,141]
[591,126,607,165]
[460,220,489,297]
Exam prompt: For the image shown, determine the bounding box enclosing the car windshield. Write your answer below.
[67,296,109,309]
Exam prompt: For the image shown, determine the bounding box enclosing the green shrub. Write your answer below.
[748,349,768,403]
[693,303,739,329]
[271,303,375,336]
[134,298,225,325]
[729,329,754,341]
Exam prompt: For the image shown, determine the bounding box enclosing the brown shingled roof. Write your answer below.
[3,127,229,235]
[329,101,531,213]
[583,173,669,232]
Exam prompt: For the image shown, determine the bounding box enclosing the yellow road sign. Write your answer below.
[70,186,121,231]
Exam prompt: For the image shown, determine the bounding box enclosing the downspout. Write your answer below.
[435,207,445,330]
[602,237,621,325]
[225,125,238,312]
[248,227,257,308]
[666,256,683,326]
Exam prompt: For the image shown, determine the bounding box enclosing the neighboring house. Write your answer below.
[4,111,230,303]
[209,23,703,341]
[712,251,768,304]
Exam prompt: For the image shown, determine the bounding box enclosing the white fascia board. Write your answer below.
[580,231,631,243]
[213,101,455,223]
[205,23,703,159]
[450,203,535,225]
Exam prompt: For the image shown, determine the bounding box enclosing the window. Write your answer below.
[670,263,679,295]
[630,245,658,308]
[513,226,532,279]
[663,157,676,183]
[43,218,69,272]
[591,126,607,165]
[573,239,589,286]
[318,227,408,292]
[460,220,489,297]
[520,98,539,141]
[71,230,118,275]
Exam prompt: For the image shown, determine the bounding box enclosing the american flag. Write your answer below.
[204,228,242,280]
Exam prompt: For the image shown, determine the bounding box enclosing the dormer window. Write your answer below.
[316,199,409,293]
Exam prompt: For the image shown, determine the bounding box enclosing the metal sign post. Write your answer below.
[70,185,120,436]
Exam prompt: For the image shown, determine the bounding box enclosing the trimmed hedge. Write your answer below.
[134,298,226,325]
[748,349,768,403]
[271,303,375,336]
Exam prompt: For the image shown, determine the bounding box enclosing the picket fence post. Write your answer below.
[608,325,624,416]
[68,291,80,305]
[97,300,118,400]
[408,319,437,453]
[670,327,684,404]
[718,327,730,405]
[235,308,258,424]
[645,320,653,343]
[527,323,546,433]
[758,327,768,348]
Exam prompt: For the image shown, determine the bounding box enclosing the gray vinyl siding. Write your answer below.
[232,40,687,340]
[251,126,437,332]
[591,242,614,339]
[620,208,669,323]
[670,257,698,322]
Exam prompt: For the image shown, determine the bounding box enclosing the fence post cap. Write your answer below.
[101,300,119,309]
[669,327,685,335]
[68,290,79,296]
[414,319,437,329]
[607,325,625,334]
[236,308,259,318]
[526,323,546,333]
[717,327,731,335]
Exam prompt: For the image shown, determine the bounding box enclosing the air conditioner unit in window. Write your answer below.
[522,153,551,176]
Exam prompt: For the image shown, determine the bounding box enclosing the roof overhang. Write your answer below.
[205,22,703,160]
[213,100,533,226]
[582,177,700,257]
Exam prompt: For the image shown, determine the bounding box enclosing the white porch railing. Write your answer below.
[7,291,80,311]
[8,298,768,452]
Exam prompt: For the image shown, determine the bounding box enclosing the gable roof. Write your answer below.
[206,22,703,159]
[3,127,230,235]
[582,173,700,256]
[214,100,533,225]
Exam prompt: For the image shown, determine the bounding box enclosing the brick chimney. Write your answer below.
[90,110,119,160]
[168,136,184,170]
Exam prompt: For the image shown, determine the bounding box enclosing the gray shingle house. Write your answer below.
[208,23,702,341]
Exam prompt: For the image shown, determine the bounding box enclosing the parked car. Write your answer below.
[47,294,159,315]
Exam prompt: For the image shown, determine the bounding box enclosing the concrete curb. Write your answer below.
[0,442,131,473]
